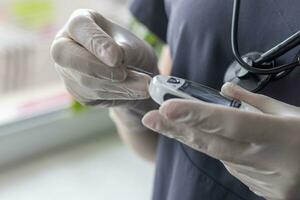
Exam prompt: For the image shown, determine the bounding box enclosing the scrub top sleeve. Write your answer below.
[129,0,168,42]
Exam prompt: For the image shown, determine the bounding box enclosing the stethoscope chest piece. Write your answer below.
[224,52,272,92]
[226,0,300,93]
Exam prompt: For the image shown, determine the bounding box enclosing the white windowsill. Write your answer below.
[0,85,116,167]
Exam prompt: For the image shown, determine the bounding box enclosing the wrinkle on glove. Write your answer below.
[142,82,300,200]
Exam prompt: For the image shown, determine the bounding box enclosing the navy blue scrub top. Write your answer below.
[130,1,300,199]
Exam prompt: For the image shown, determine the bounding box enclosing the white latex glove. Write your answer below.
[142,82,300,200]
[51,9,159,162]
[51,9,158,108]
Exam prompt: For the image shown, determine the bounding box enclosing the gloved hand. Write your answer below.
[50,9,159,162]
[50,9,158,108]
[142,82,300,200]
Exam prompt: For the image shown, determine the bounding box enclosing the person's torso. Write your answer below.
[153,1,300,200]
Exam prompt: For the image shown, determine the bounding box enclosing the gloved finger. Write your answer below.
[227,170,267,198]
[74,94,137,108]
[86,99,129,108]
[224,162,274,179]
[63,78,136,104]
[90,12,158,72]
[221,82,300,116]
[66,9,123,67]
[158,99,286,143]
[65,80,146,108]
[222,162,274,197]
[61,72,150,104]
[142,111,253,164]
[87,98,156,112]
[142,110,182,138]
[57,65,150,99]
[51,38,127,82]
[225,167,275,199]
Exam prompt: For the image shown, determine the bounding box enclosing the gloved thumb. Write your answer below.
[221,82,260,105]
[221,82,299,115]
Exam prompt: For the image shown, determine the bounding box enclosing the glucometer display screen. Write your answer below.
[179,81,234,107]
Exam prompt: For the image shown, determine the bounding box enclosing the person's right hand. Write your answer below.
[51,9,158,107]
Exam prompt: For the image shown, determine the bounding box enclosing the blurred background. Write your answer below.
[0,0,160,199]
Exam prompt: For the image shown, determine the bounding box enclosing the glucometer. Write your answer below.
[149,75,261,113]
[126,66,261,113]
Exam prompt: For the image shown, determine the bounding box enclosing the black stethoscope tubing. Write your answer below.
[231,0,300,75]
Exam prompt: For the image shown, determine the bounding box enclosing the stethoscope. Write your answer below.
[224,0,300,92]
[131,0,300,112]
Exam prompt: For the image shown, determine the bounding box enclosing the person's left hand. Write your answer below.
[142,82,300,200]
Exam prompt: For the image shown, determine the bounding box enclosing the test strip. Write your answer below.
[127,65,153,77]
